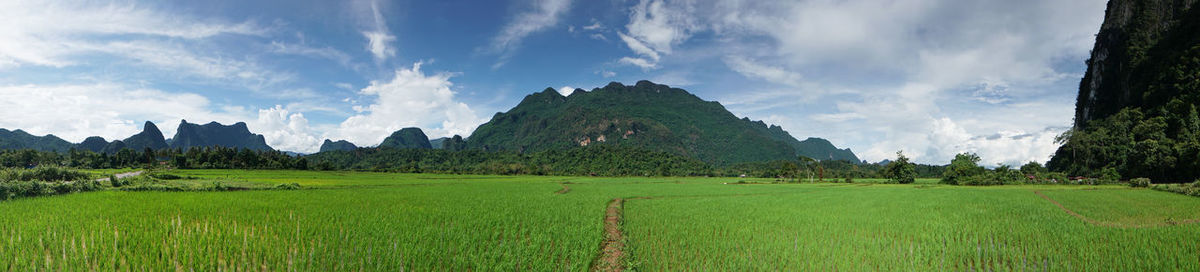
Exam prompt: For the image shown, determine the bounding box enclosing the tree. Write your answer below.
[882,151,916,184]
[942,153,984,185]
[1019,161,1046,176]
[797,156,817,182]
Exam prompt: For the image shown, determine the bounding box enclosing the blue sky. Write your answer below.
[0,0,1108,165]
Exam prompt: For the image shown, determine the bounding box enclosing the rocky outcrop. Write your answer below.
[379,128,432,149]
[170,120,273,151]
[319,139,358,152]
[123,121,169,151]
[1073,0,1200,128]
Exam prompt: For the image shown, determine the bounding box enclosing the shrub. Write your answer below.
[1129,178,1151,188]
[844,177,854,183]
[150,173,183,180]
[274,183,302,190]
[0,167,100,200]
[1099,167,1121,184]
[109,174,124,187]
[1152,182,1200,197]
[211,181,230,191]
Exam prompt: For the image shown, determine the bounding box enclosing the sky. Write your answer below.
[0,0,1109,165]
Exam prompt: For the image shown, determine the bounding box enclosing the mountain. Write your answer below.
[441,135,467,151]
[123,121,169,151]
[170,120,273,151]
[101,140,127,154]
[380,128,432,149]
[755,120,861,162]
[77,136,109,153]
[429,137,447,149]
[319,139,358,152]
[795,137,860,162]
[1070,0,1200,128]
[466,80,859,165]
[0,129,74,152]
[1049,0,1200,181]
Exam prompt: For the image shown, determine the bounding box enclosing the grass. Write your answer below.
[0,170,1198,270]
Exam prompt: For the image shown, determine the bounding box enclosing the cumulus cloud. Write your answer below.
[557,86,577,96]
[328,62,484,146]
[253,106,322,153]
[631,0,1105,164]
[486,0,572,68]
[0,83,251,143]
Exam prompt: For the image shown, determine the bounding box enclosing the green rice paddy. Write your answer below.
[1,170,1198,270]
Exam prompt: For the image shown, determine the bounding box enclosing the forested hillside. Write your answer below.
[1050,0,1200,182]
[467,81,859,165]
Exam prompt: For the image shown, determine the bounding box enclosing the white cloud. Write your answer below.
[253,105,322,153]
[615,0,698,69]
[557,86,577,96]
[724,56,802,87]
[638,0,1105,164]
[268,41,353,67]
[0,83,250,143]
[0,0,264,69]
[363,31,396,61]
[487,0,573,68]
[328,62,485,146]
[618,57,657,70]
[617,32,660,62]
[359,0,396,61]
[88,41,294,87]
[582,21,604,31]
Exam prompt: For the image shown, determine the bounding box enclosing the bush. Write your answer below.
[109,174,125,187]
[1099,167,1121,184]
[1129,178,1151,188]
[150,173,183,180]
[1152,182,1200,197]
[0,167,91,182]
[274,183,302,190]
[844,177,854,183]
[0,167,100,200]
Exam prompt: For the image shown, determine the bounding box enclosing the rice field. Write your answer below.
[1,170,1198,270]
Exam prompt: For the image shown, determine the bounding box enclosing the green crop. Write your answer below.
[0,170,1197,270]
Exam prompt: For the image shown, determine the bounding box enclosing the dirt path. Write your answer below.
[592,198,626,272]
[1034,190,1200,228]
[555,183,571,194]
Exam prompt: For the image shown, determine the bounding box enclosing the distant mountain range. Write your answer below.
[0,120,274,154]
[0,129,74,153]
[0,80,860,165]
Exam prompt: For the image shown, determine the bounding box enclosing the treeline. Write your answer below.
[3,145,938,178]
[305,145,713,176]
[721,157,944,179]
[1050,107,1200,183]
[0,147,309,170]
